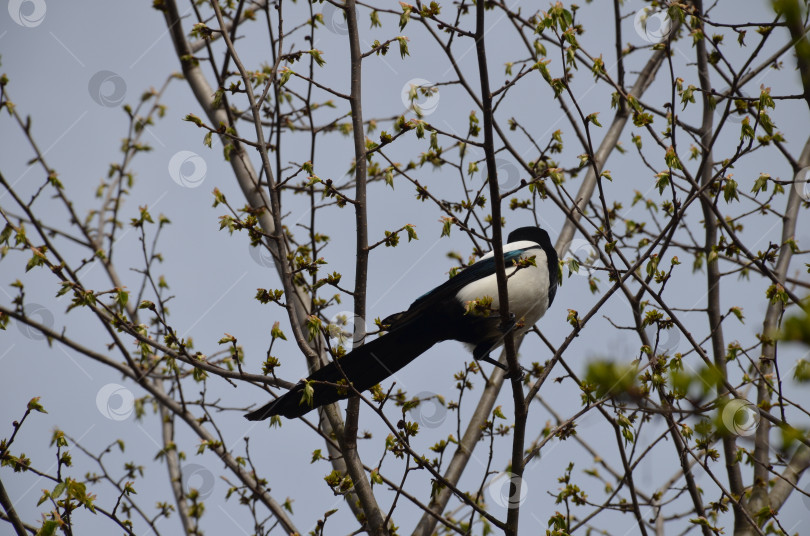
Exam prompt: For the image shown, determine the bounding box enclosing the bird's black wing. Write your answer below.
[244,315,442,420]
[383,248,533,329]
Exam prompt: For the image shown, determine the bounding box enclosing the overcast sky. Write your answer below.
[2,0,810,534]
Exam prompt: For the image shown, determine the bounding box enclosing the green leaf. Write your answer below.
[218,333,236,344]
[52,481,66,499]
[533,59,552,83]
[301,380,315,408]
[36,519,60,536]
[794,359,810,383]
[223,143,234,161]
[664,146,683,170]
[779,309,810,346]
[723,177,739,203]
[25,248,47,272]
[751,173,769,195]
[397,36,409,59]
[632,112,654,127]
[680,84,696,110]
[309,49,326,67]
[399,3,412,30]
[654,171,670,194]
[759,111,775,134]
[271,321,287,341]
[184,113,203,127]
[759,87,775,110]
[305,315,321,341]
[278,68,293,86]
[584,360,639,399]
[440,217,453,237]
[28,397,47,413]
[740,116,755,140]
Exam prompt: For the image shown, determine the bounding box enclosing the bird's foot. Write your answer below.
[506,367,526,381]
[473,343,506,370]
[473,345,527,380]
[477,353,508,371]
[478,355,526,380]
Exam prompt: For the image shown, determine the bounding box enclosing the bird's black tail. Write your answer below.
[245,316,443,420]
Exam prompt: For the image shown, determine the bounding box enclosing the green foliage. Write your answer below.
[583,360,639,400]
[779,306,810,347]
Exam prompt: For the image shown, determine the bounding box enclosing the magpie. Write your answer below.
[245,226,558,420]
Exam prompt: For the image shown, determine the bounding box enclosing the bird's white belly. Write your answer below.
[454,248,550,334]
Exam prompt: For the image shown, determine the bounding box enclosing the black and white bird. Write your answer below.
[245,226,558,420]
